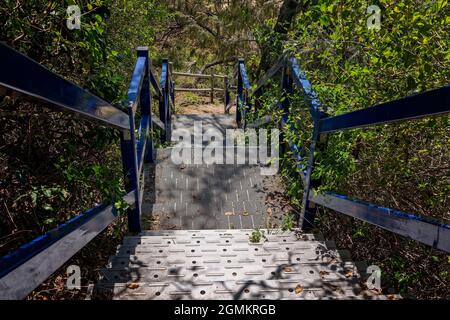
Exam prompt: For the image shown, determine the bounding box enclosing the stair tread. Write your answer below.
[90,279,392,300]
[99,262,361,283]
[107,254,352,269]
[91,229,396,300]
[124,232,322,243]
[116,240,337,251]
[108,245,349,269]
[139,228,318,235]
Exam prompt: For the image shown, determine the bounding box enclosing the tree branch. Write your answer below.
[200,56,237,74]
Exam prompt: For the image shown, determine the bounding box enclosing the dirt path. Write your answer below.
[175,92,235,115]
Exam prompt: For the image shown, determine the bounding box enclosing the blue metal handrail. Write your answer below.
[0,44,130,130]
[236,58,251,127]
[319,85,450,133]
[0,45,169,299]
[159,58,173,141]
[238,55,450,252]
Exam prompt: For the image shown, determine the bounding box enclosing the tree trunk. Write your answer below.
[257,0,306,76]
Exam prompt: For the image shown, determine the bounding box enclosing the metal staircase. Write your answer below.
[88,114,394,300]
[0,43,448,300]
[90,229,394,300]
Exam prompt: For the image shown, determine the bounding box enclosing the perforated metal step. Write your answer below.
[89,229,395,300]
[141,113,286,230]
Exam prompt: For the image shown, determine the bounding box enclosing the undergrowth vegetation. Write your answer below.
[0,0,169,299]
[248,0,449,299]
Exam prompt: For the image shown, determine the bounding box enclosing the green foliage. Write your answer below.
[249,228,266,243]
[182,92,202,104]
[250,0,449,298]
[0,0,168,255]
[389,256,422,294]
[54,145,125,209]
[153,1,279,73]
[15,185,69,225]
[253,0,449,222]
[352,222,370,239]
[281,213,296,232]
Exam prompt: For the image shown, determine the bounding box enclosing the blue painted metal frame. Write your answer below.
[281,59,325,229]
[319,85,450,133]
[159,58,173,142]
[0,45,166,298]
[0,191,136,299]
[236,58,251,127]
[121,47,165,232]
[137,48,153,168]
[121,48,150,232]
[0,43,129,130]
[309,192,450,252]
[243,54,450,252]
[286,57,322,116]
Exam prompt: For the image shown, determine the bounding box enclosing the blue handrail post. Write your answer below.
[167,62,173,142]
[120,116,142,233]
[158,92,166,142]
[137,47,154,164]
[169,68,175,108]
[298,110,323,231]
[236,58,245,127]
[236,59,242,126]
[120,47,149,233]
[236,59,251,128]
[159,58,171,142]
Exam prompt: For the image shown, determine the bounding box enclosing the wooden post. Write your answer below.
[224,76,229,114]
[210,71,214,103]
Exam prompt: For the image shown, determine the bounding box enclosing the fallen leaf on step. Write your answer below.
[319,270,330,277]
[225,211,234,216]
[127,283,139,289]
[242,210,249,216]
[295,285,303,294]
[387,294,397,300]
[283,267,293,272]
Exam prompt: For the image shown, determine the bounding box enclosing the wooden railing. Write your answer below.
[172,71,231,113]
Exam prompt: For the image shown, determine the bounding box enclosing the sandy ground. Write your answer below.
[175,92,236,115]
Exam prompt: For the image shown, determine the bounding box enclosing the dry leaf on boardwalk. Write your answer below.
[127,283,139,289]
